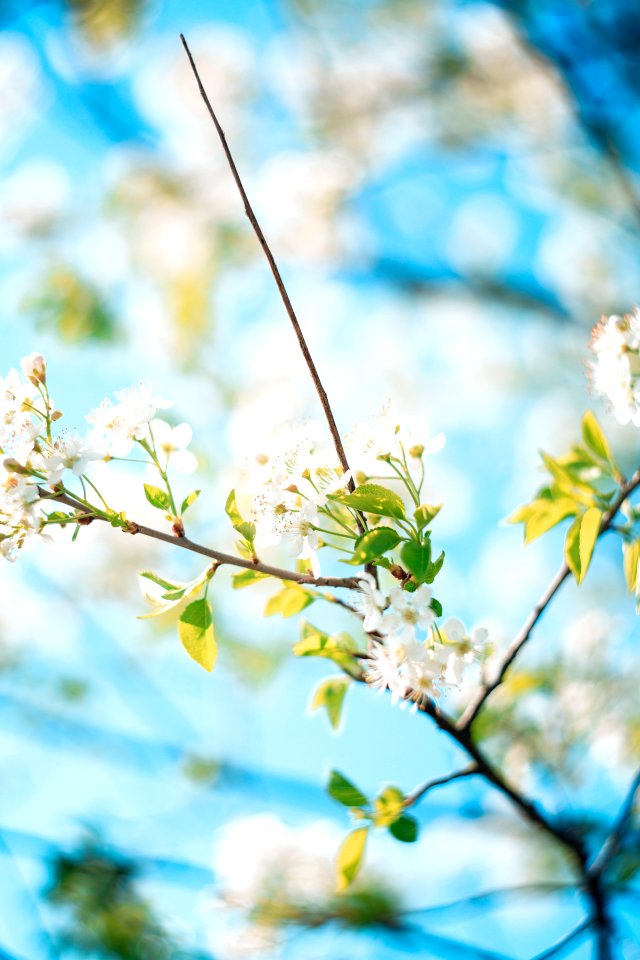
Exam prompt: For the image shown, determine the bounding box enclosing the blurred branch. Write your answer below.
[404,763,479,808]
[401,882,579,919]
[501,4,640,227]
[179,33,359,511]
[458,466,640,731]
[369,257,571,324]
[530,920,592,960]
[590,766,640,878]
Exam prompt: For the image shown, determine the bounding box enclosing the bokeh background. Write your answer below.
[1,0,640,957]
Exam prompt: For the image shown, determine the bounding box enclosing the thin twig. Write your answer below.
[404,763,479,808]
[38,488,359,590]
[458,468,640,731]
[590,766,640,878]
[529,920,592,960]
[400,882,579,919]
[179,34,358,508]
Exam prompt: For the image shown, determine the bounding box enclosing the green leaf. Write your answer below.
[582,411,618,473]
[232,569,269,589]
[310,676,351,730]
[335,483,406,520]
[225,489,255,545]
[623,540,640,594]
[389,815,419,843]
[425,550,445,584]
[344,527,401,565]
[327,769,369,808]
[414,503,442,531]
[178,599,217,672]
[336,827,368,892]
[293,623,359,673]
[400,539,431,582]
[181,490,200,515]
[264,582,316,618]
[430,597,443,617]
[564,507,603,584]
[373,786,406,827]
[144,484,171,512]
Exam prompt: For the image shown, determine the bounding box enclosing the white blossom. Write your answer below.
[149,418,197,474]
[381,584,435,642]
[589,310,640,426]
[87,381,172,455]
[354,572,385,632]
[41,434,101,486]
[0,461,42,561]
[346,400,445,475]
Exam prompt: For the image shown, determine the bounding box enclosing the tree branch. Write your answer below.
[38,487,360,590]
[179,34,358,506]
[458,467,640,731]
[404,763,479,809]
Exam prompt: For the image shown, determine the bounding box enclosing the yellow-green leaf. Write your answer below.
[310,676,351,730]
[232,569,269,589]
[623,540,640,594]
[565,507,602,584]
[582,411,618,474]
[293,623,359,673]
[373,786,406,827]
[178,599,217,672]
[264,582,316,617]
[518,498,579,544]
[336,827,368,892]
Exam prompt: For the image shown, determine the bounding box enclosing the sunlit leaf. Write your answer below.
[336,828,368,892]
[178,598,216,672]
[311,676,351,729]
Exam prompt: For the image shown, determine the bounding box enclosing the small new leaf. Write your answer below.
[225,489,256,545]
[327,769,369,808]
[414,503,441,531]
[336,827,368,892]
[144,484,171,512]
[311,676,351,730]
[582,411,618,475]
[373,786,406,827]
[178,598,217,672]
[181,490,200,515]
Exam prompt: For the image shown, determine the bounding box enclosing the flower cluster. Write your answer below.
[590,309,640,426]
[244,421,351,574]
[242,403,444,575]
[0,353,197,562]
[358,574,487,703]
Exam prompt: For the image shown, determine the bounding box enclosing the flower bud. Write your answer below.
[408,444,424,459]
[3,458,30,476]
[20,353,47,386]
